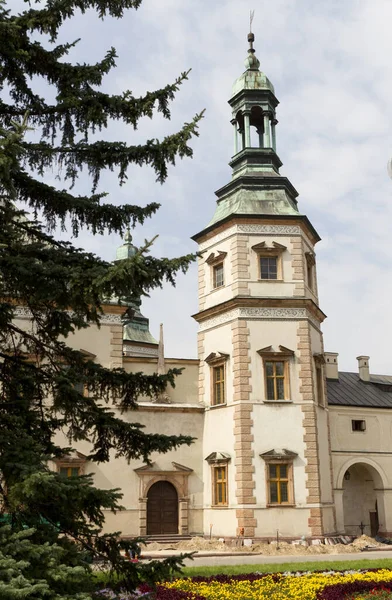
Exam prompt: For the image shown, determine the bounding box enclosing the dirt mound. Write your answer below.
[142,535,385,555]
[351,534,385,549]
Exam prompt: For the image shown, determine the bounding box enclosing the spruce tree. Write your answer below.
[0,1,203,596]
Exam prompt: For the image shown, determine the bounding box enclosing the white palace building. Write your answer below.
[15,32,392,542]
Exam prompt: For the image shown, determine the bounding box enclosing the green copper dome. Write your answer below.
[231,69,275,98]
[231,32,275,97]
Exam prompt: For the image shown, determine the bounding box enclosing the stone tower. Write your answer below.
[193,32,336,539]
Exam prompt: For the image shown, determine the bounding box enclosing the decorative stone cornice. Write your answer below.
[198,223,302,251]
[205,452,231,464]
[260,448,298,462]
[205,351,230,365]
[305,251,316,266]
[205,251,227,265]
[313,352,326,366]
[198,307,314,332]
[193,297,326,331]
[251,240,287,253]
[123,345,159,357]
[13,306,122,325]
[257,345,295,357]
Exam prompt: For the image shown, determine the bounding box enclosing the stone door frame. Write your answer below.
[135,462,192,536]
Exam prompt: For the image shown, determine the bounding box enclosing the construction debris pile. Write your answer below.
[142,534,388,556]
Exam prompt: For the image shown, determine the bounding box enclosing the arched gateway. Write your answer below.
[339,461,385,537]
[147,481,178,535]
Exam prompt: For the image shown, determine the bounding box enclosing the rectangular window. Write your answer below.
[59,466,80,478]
[213,365,225,405]
[307,262,313,291]
[213,263,224,288]
[260,256,278,280]
[316,364,324,406]
[352,420,366,432]
[265,360,286,400]
[268,463,290,504]
[213,465,228,505]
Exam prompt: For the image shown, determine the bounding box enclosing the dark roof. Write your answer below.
[327,372,392,409]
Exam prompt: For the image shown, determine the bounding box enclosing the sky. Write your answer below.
[11,0,392,374]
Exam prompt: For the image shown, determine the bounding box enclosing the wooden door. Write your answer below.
[147,481,178,535]
[369,511,379,537]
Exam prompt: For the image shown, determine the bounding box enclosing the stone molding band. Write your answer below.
[13,306,123,325]
[199,224,301,251]
[199,307,319,331]
[123,346,159,357]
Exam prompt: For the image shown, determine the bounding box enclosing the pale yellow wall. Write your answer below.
[56,405,204,537]
[124,359,199,405]
[13,315,117,368]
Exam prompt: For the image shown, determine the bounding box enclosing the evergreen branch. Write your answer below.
[22,110,205,189]
[13,171,160,234]
[0,71,192,145]
[14,0,143,42]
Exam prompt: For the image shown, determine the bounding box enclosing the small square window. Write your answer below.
[59,466,80,477]
[260,256,278,280]
[213,263,224,288]
[352,420,366,432]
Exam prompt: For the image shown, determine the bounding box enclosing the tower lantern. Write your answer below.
[230,31,279,159]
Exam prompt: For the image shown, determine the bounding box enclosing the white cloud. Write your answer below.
[7,0,392,373]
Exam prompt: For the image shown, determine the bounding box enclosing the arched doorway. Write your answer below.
[147,481,178,535]
[342,463,382,537]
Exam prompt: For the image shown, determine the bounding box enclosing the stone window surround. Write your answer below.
[205,251,228,292]
[252,241,287,281]
[205,352,229,407]
[260,449,297,508]
[205,452,231,508]
[55,451,87,476]
[257,346,294,403]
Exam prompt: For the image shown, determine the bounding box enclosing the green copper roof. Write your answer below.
[123,322,158,345]
[208,184,300,228]
[232,68,275,98]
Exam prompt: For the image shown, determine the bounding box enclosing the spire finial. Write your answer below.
[244,13,260,71]
[124,224,132,244]
[154,323,171,403]
[157,323,165,375]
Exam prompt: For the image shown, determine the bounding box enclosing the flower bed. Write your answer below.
[159,569,392,600]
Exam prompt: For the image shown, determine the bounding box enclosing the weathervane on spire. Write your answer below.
[248,10,256,54]
[245,9,260,70]
[250,9,255,32]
